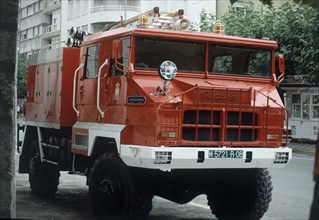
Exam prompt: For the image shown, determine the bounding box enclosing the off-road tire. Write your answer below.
[89,152,153,220]
[207,169,272,220]
[28,141,60,197]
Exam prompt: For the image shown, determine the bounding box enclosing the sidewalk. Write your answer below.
[289,141,316,154]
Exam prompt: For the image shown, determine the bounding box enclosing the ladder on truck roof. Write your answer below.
[103,7,190,31]
[67,7,190,47]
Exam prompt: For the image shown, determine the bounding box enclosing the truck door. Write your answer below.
[106,38,130,124]
[76,44,103,121]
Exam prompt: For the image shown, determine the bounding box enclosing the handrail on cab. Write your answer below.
[72,63,84,117]
[97,59,109,118]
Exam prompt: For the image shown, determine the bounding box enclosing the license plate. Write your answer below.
[208,150,244,159]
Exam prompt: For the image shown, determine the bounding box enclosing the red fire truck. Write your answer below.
[18,8,291,220]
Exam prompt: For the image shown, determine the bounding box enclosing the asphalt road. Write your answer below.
[16,152,315,220]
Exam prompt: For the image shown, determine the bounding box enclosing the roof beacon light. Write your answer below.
[213,20,225,35]
[137,13,149,27]
[136,7,190,31]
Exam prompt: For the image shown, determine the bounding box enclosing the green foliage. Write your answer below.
[199,9,215,33]
[293,0,319,9]
[200,1,319,84]
[232,0,272,6]
[17,54,28,98]
[232,0,318,9]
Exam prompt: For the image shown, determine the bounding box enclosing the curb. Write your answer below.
[292,147,316,155]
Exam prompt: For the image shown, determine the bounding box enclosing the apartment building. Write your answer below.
[19,0,44,54]
[18,0,286,55]
[18,0,216,55]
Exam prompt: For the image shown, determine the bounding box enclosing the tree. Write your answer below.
[293,0,318,9]
[0,0,18,218]
[231,0,319,9]
[200,1,319,84]
[17,54,28,99]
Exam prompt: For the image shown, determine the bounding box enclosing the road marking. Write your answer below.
[187,201,210,210]
[293,155,315,161]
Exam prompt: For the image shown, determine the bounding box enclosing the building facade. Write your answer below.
[18,0,216,55]
[19,0,286,55]
[281,76,319,142]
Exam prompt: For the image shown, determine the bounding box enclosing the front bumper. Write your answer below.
[120,145,292,171]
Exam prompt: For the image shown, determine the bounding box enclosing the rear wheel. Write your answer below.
[89,152,153,220]
[28,140,60,197]
[207,169,272,220]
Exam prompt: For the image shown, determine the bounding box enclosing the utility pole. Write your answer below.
[0,0,18,218]
[125,0,127,20]
[216,0,231,19]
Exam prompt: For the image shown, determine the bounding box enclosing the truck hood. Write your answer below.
[130,75,284,108]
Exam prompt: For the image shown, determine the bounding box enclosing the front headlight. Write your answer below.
[158,60,177,80]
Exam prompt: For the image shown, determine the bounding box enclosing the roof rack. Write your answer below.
[104,7,190,31]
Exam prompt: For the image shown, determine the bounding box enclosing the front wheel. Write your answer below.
[89,153,153,220]
[207,169,272,220]
[28,141,60,197]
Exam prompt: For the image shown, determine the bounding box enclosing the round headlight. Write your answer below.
[159,60,177,80]
[66,37,74,47]
[69,26,78,37]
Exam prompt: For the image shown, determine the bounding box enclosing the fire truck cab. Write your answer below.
[18,8,291,220]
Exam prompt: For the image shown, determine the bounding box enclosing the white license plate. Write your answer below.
[208,150,244,158]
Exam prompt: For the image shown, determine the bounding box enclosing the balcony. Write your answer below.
[44,24,59,34]
[43,0,61,14]
[47,0,61,8]
[42,24,60,39]
[90,5,140,22]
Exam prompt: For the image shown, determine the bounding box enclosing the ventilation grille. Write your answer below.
[182,110,258,142]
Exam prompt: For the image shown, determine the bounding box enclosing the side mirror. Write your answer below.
[112,40,122,60]
[278,54,285,73]
[275,53,285,84]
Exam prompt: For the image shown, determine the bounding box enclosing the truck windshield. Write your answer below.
[208,44,271,77]
[134,37,272,78]
[135,37,205,72]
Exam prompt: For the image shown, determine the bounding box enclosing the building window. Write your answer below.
[33,26,39,37]
[292,94,301,118]
[52,36,60,49]
[21,8,27,18]
[82,0,88,15]
[34,2,39,13]
[312,95,319,119]
[28,28,33,38]
[75,0,81,17]
[302,95,310,120]
[20,30,27,40]
[82,25,88,33]
[53,18,58,31]
[68,0,74,20]
[27,5,34,16]
[85,45,100,79]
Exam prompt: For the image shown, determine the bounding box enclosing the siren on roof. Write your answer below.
[175,18,190,31]
[136,7,190,31]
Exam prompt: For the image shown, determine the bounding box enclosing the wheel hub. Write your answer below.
[98,176,122,208]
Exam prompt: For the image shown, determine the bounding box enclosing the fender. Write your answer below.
[72,122,125,156]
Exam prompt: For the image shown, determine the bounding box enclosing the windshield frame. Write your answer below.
[132,36,274,79]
